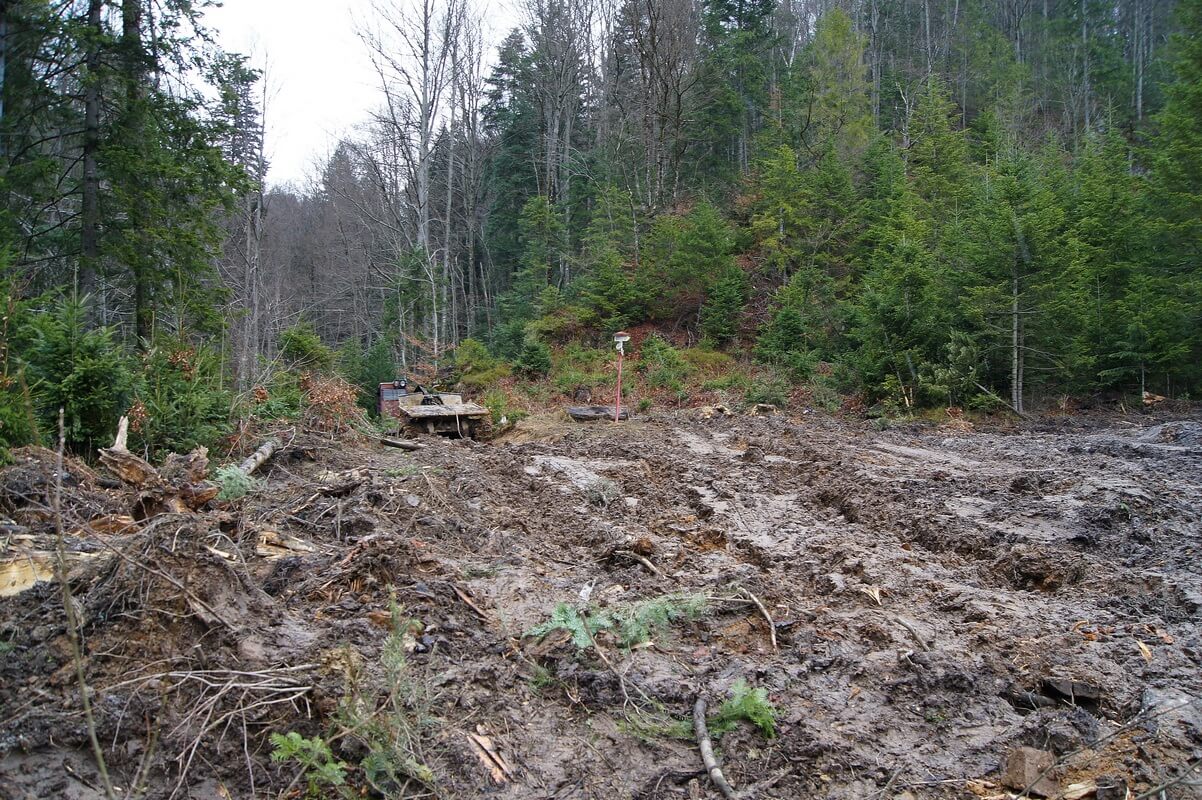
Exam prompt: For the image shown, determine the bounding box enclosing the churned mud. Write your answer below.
[1,411,1200,798]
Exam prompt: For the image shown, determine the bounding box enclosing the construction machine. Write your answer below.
[377,379,488,438]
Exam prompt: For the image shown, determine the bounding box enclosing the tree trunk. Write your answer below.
[79,0,103,299]
[1011,263,1022,414]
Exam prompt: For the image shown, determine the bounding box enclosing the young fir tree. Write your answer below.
[641,201,737,326]
[806,9,873,161]
[576,186,643,331]
[849,189,953,406]
[1063,128,1146,391]
[960,148,1071,412]
[1145,0,1202,394]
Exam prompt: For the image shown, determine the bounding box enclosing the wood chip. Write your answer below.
[466,731,514,784]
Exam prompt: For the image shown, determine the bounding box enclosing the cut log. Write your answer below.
[238,439,278,476]
[380,436,425,451]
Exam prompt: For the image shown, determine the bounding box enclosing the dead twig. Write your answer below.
[615,549,662,577]
[741,587,778,652]
[449,583,489,620]
[693,697,736,799]
[53,409,118,800]
[888,613,930,653]
[1133,756,1202,799]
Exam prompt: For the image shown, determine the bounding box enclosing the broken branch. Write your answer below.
[694,697,737,799]
[741,587,778,653]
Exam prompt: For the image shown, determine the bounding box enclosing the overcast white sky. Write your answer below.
[206,0,517,189]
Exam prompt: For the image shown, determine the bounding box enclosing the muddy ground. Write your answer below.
[1,410,1200,799]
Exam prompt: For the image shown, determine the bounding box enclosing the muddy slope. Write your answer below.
[1,413,1200,799]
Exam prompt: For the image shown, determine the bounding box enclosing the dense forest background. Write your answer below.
[2,0,1200,456]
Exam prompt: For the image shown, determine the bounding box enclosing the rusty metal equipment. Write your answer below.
[377,379,489,438]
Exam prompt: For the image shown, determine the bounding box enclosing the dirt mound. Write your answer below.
[2,412,1201,798]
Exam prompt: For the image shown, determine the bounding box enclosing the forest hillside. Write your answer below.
[1,0,1200,453]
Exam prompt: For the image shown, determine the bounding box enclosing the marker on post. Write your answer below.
[613,331,630,422]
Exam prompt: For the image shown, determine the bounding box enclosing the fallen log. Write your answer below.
[238,439,279,476]
[380,436,425,451]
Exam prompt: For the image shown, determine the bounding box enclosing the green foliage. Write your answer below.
[515,339,552,377]
[337,339,397,412]
[756,302,818,381]
[279,322,334,372]
[336,597,437,793]
[610,594,707,648]
[131,338,230,459]
[21,297,134,454]
[744,375,791,407]
[807,9,872,158]
[641,202,737,324]
[0,281,36,461]
[269,731,349,799]
[481,389,525,424]
[639,335,691,394]
[710,680,778,739]
[576,186,645,331]
[215,464,260,501]
[700,269,748,346]
[452,338,510,390]
[550,343,612,395]
[528,594,708,650]
[0,371,35,463]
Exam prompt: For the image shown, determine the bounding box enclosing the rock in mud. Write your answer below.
[1001,746,1058,797]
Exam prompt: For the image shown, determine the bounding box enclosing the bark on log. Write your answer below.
[238,440,278,476]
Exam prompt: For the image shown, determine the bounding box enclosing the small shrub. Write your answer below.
[336,596,437,793]
[702,372,751,392]
[682,349,736,372]
[0,372,35,463]
[21,296,134,454]
[279,322,334,372]
[338,339,397,412]
[215,464,259,500]
[269,731,349,799]
[515,340,552,377]
[610,594,707,648]
[132,338,231,459]
[639,334,690,392]
[637,397,652,412]
[528,593,707,650]
[710,679,778,739]
[481,389,526,424]
[745,375,790,407]
[453,338,510,390]
[699,269,747,346]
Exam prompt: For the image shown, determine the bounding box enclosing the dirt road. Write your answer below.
[2,411,1200,798]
